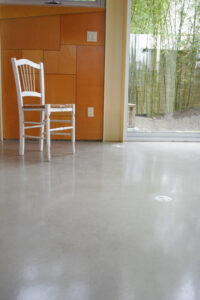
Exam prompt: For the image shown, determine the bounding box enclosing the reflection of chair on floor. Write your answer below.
[11,58,75,161]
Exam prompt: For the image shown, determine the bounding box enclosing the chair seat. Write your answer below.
[23,104,73,109]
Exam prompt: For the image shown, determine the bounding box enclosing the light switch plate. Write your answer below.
[87,31,98,42]
[88,107,94,117]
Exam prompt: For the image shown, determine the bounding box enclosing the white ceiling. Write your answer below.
[0,0,105,7]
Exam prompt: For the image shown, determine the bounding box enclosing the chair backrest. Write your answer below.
[11,58,45,110]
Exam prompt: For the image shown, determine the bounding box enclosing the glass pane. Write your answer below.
[128,0,200,132]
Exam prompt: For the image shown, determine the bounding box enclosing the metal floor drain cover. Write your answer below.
[112,144,123,148]
[155,195,173,202]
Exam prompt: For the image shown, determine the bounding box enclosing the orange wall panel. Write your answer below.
[2,50,22,139]
[0,5,105,20]
[44,45,76,74]
[45,74,76,104]
[76,46,104,140]
[1,15,60,50]
[1,11,105,141]
[61,12,105,46]
[22,50,43,63]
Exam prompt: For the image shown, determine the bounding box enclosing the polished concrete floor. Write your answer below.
[0,140,200,300]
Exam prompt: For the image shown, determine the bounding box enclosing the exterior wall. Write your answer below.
[0,6,105,140]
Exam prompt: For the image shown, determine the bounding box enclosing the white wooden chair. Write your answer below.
[11,58,75,161]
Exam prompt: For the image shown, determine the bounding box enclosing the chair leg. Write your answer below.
[40,111,44,152]
[19,119,25,156]
[72,104,75,154]
[45,105,51,161]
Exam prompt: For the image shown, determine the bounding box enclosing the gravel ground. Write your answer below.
[129,107,200,132]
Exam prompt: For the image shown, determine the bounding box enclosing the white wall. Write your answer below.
[103,0,129,142]
[0,23,3,141]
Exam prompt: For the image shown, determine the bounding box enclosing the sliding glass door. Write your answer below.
[127,0,200,139]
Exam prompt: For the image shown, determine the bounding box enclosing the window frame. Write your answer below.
[65,0,105,7]
[0,0,106,8]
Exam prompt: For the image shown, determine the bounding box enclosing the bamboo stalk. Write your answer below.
[187,0,198,107]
